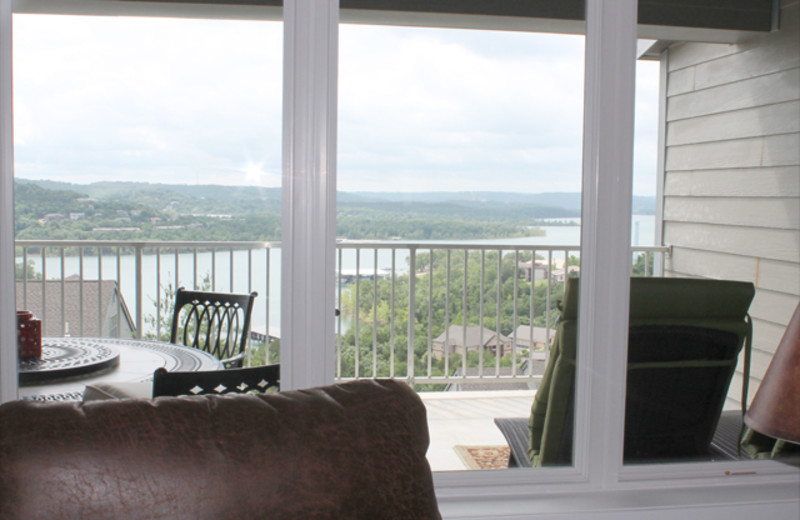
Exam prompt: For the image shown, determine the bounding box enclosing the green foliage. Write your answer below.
[14,180,577,241]
[15,259,40,280]
[144,275,213,342]
[337,250,564,380]
[632,253,655,277]
[248,338,280,367]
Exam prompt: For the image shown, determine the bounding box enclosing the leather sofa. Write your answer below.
[0,379,441,520]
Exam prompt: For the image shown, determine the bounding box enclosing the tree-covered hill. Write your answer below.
[13,179,652,241]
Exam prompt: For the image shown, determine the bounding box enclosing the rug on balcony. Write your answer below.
[453,445,510,470]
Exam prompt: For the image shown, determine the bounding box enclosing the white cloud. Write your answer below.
[12,14,659,195]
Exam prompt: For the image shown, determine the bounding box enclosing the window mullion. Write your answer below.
[280,0,338,390]
[576,0,637,488]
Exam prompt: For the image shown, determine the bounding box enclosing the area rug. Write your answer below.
[453,445,510,470]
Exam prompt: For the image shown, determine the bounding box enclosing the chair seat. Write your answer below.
[496,410,752,468]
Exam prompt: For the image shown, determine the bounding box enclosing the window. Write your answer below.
[1,0,798,517]
[11,11,283,398]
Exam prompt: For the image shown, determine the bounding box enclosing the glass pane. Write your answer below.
[13,14,282,400]
[338,22,586,471]
[624,4,800,464]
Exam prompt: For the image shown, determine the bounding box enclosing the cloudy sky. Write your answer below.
[12,14,659,195]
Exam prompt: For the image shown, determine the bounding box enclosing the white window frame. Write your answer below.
[1,1,798,518]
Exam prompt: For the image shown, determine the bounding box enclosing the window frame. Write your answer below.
[1,1,798,518]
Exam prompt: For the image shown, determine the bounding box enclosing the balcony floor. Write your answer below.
[420,389,536,471]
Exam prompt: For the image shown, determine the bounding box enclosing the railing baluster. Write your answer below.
[372,248,378,377]
[354,250,360,379]
[495,250,501,377]
[335,247,342,378]
[265,247,271,364]
[479,250,485,378]
[174,248,179,296]
[97,250,102,337]
[426,248,433,380]
[79,247,84,336]
[60,247,66,336]
[40,248,46,330]
[528,248,535,371]
[444,249,451,378]
[135,243,143,339]
[390,249,396,378]
[407,247,417,385]
[211,249,216,291]
[116,247,122,338]
[156,248,162,340]
[512,249,519,376]
[22,248,28,310]
[230,248,235,292]
[461,249,467,380]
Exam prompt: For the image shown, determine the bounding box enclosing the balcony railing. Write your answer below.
[14,239,668,388]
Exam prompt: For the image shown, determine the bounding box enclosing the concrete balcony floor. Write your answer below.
[419,389,536,471]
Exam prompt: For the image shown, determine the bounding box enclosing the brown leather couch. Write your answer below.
[0,379,441,520]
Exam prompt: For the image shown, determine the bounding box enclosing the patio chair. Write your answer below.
[171,287,258,368]
[496,276,755,467]
[152,364,280,397]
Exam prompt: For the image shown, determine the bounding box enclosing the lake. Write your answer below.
[21,215,655,336]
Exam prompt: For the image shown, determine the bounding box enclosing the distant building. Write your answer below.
[15,277,135,338]
[69,212,85,220]
[517,260,550,282]
[336,268,389,285]
[432,325,511,360]
[155,225,185,230]
[508,325,556,351]
[92,227,141,232]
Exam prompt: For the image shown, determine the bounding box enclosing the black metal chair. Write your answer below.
[152,364,280,398]
[171,287,257,368]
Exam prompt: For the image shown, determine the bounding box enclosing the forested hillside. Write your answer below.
[10,179,644,241]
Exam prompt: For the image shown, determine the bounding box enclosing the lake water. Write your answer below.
[21,215,655,335]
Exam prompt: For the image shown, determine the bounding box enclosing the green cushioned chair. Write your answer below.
[528,277,755,466]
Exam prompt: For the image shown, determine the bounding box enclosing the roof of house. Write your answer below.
[433,325,510,348]
[15,278,135,337]
[509,325,556,345]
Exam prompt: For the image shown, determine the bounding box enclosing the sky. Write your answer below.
[12,14,660,195]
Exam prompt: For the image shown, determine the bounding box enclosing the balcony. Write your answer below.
[14,239,667,471]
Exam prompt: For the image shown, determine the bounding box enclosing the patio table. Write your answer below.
[18,336,223,401]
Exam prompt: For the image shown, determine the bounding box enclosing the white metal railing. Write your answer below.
[14,239,668,388]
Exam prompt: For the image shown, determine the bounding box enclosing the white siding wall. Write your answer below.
[663,0,800,407]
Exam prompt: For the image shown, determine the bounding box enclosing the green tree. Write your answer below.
[338,249,564,383]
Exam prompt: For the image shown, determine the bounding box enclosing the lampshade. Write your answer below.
[744,302,800,444]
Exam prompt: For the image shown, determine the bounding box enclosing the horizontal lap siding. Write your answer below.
[663,0,800,406]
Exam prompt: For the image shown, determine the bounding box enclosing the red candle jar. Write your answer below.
[17,310,42,360]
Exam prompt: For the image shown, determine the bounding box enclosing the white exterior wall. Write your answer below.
[663,0,800,407]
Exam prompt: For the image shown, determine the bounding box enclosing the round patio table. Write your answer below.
[18,337,223,401]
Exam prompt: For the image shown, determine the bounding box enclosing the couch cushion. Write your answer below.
[0,379,441,520]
